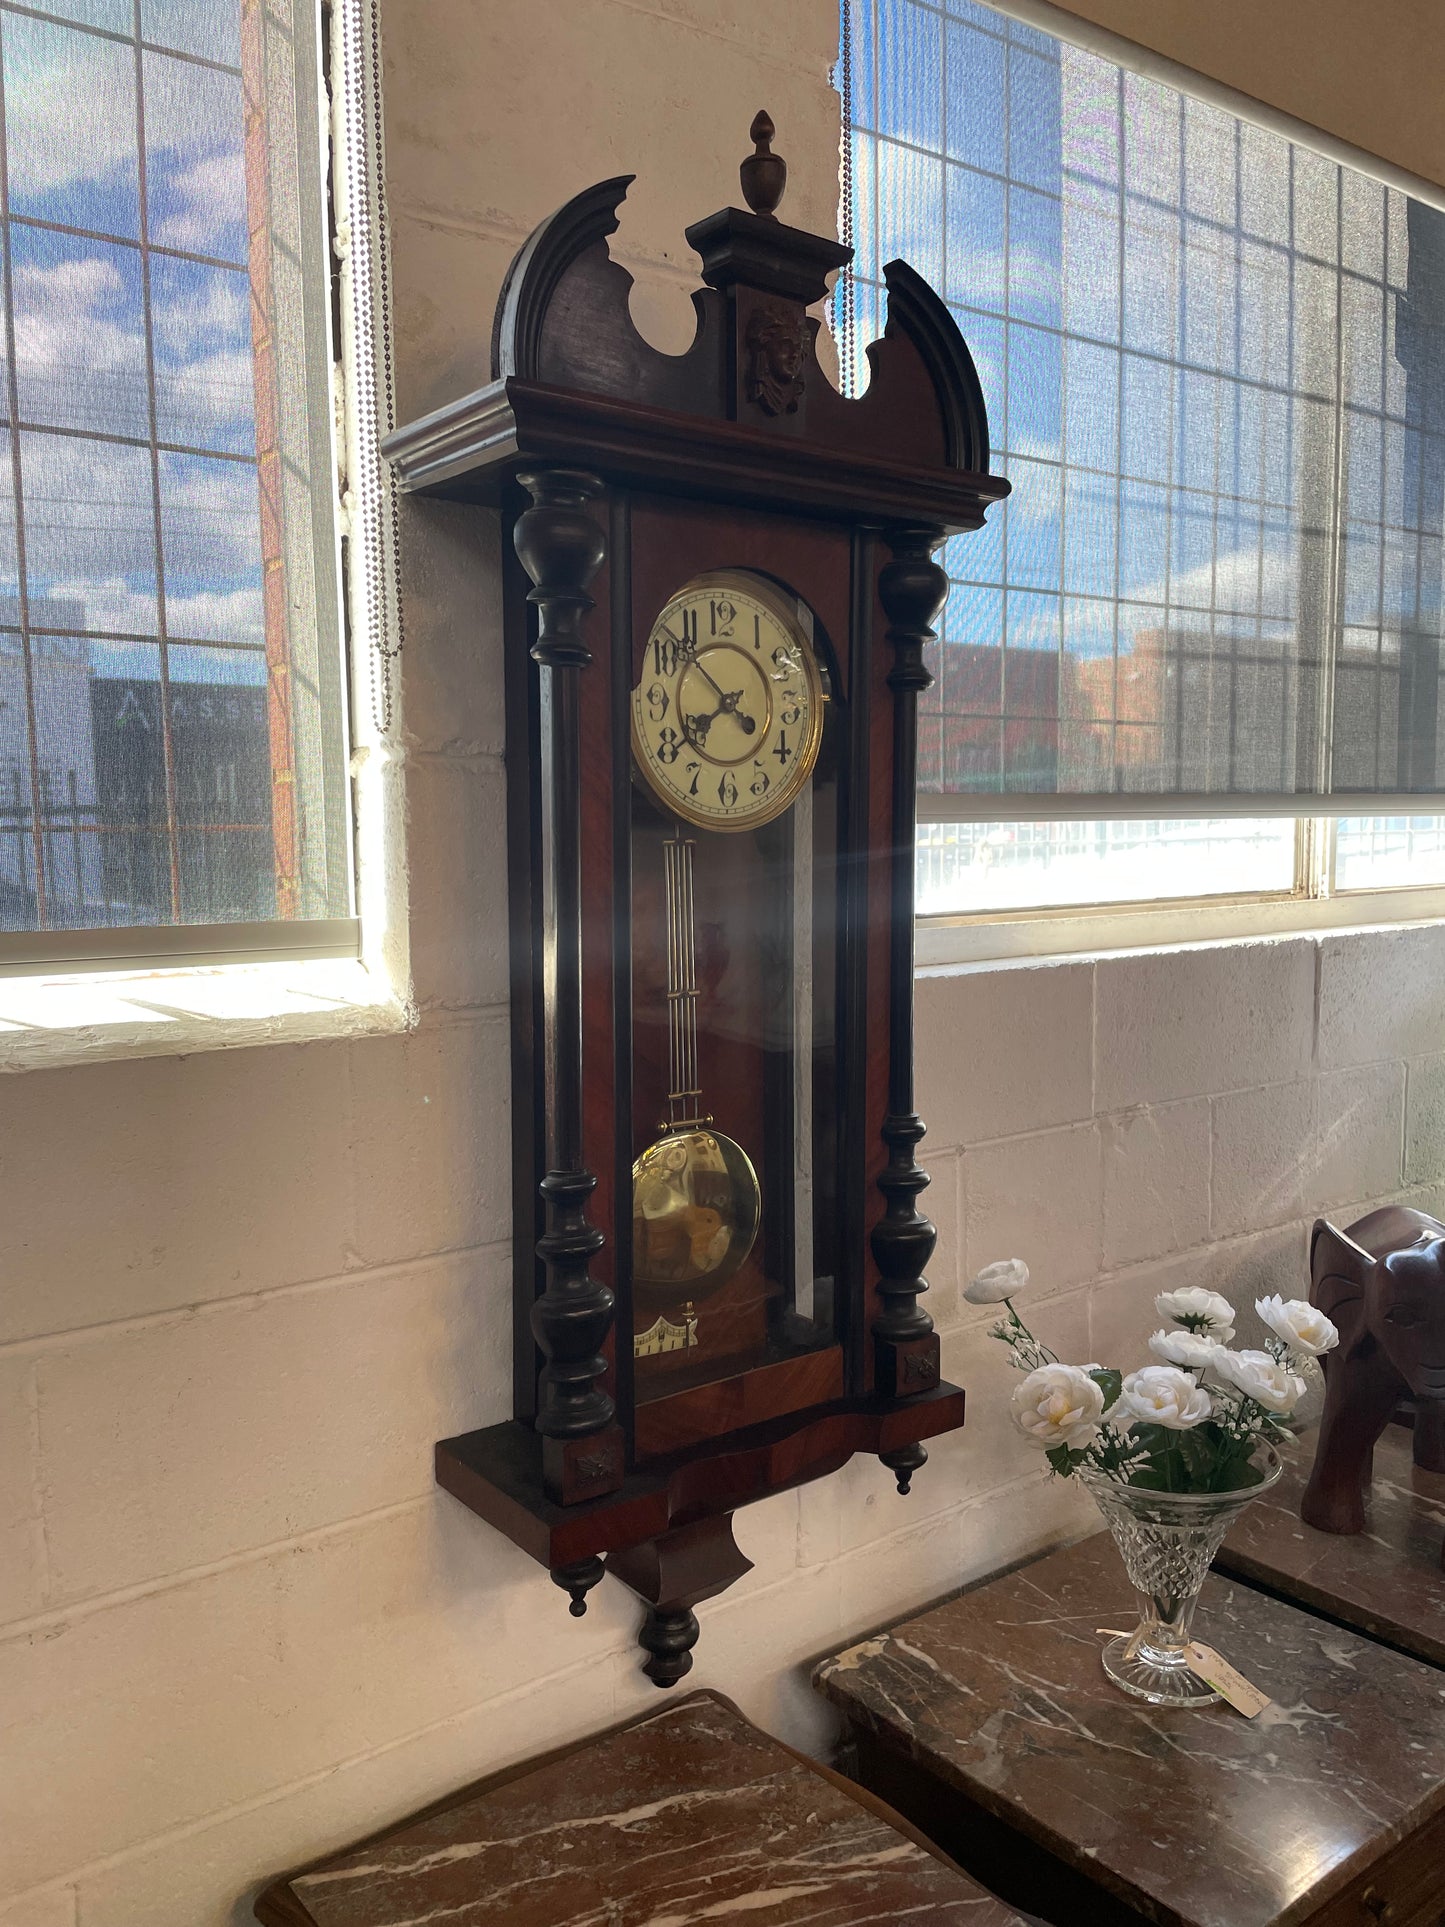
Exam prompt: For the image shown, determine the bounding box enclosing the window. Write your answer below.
[840,0,1445,928]
[916,815,1298,915]
[0,0,352,966]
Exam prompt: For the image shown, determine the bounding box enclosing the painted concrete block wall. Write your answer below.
[2,2,1445,1924]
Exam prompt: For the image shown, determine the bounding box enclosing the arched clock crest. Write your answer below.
[385,115,1007,1685]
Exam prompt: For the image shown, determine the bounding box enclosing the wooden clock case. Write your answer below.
[383,119,1008,1684]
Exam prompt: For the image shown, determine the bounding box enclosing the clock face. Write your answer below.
[631,573,824,831]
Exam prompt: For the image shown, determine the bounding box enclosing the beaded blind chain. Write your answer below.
[835,0,858,398]
[338,0,405,736]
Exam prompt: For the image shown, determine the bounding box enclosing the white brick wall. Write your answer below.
[920,934,1445,1382]
[2,0,1444,1921]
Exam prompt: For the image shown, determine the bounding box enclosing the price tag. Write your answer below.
[1095,1630,1272,1718]
[1183,1642,1272,1718]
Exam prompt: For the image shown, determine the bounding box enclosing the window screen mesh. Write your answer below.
[843,0,1445,804]
[0,0,346,934]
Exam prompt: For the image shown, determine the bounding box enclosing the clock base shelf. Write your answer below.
[435,1384,965,1681]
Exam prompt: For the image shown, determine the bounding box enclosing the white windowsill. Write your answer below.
[0,955,410,1073]
[918,884,1445,968]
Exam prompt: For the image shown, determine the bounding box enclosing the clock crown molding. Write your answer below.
[385,118,1007,515]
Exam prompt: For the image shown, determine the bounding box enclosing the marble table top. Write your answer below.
[815,1532,1445,1927]
[1216,1423,1445,1669]
[255,1690,1035,1927]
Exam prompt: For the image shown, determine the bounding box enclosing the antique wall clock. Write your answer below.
[384,115,1007,1684]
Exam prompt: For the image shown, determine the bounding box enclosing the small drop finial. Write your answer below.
[741,110,786,218]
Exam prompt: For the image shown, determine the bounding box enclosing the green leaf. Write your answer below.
[1176,1428,1216,1481]
[1209,1452,1261,1493]
[1127,1465,1168,1490]
[1088,1367,1123,1412]
[1045,1443,1077,1478]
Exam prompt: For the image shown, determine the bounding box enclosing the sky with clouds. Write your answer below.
[0,1,264,693]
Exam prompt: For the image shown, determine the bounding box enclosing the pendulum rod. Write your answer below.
[663,825,704,1130]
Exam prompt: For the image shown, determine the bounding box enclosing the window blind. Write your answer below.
[0,0,351,963]
[841,0,1445,813]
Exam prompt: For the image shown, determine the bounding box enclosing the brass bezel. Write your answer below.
[631,568,826,833]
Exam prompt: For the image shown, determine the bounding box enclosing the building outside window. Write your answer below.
[0,0,351,964]
[841,0,1445,934]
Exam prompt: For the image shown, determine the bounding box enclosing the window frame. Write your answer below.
[917,808,1445,966]
[841,0,1445,963]
[0,0,410,1067]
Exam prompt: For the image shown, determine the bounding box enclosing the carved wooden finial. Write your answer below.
[740,110,786,218]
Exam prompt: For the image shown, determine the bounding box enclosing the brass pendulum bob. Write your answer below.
[632,825,761,1325]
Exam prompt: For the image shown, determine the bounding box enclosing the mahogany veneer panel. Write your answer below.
[1216,1423,1445,1670]
[815,1532,1445,1927]
[254,1690,1037,1927]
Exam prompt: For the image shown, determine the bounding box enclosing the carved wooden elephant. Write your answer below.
[1301,1205,1445,1542]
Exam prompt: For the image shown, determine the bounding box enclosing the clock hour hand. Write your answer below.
[684,691,757,748]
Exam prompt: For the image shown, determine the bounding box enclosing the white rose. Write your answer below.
[1255,1295,1339,1358]
[1211,1347,1306,1414]
[1148,1327,1224,1371]
[1010,1364,1104,1451]
[966,1258,1030,1305]
[1154,1286,1236,1341]
[1119,1364,1213,1430]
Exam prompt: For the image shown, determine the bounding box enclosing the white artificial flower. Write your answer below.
[1148,1327,1224,1371]
[1119,1364,1213,1430]
[1009,1363,1104,1451]
[1211,1347,1307,1414]
[1255,1295,1339,1358]
[1154,1286,1236,1341]
[966,1258,1030,1305]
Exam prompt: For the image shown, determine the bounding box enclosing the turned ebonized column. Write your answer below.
[871,525,948,1493]
[514,468,625,1516]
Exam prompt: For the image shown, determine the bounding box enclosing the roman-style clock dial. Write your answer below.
[631,572,824,832]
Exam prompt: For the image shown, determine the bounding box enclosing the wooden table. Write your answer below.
[815,1533,1445,1927]
[1216,1423,1445,1670]
[254,1689,1040,1927]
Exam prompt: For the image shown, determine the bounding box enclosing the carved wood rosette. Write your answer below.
[515,467,625,1510]
[870,528,949,1489]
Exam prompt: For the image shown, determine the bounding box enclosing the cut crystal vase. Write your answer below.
[1081,1443,1281,1707]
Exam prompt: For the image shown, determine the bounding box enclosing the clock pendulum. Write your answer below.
[631,820,762,1351]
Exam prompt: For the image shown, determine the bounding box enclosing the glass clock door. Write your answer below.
[627,571,844,1449]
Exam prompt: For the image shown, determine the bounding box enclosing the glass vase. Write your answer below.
[1080,1444,1281,1707]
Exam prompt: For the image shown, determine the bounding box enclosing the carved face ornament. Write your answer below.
[745,306,806,415]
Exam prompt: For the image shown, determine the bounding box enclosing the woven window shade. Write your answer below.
[841,0,1445,814]
[0,0,349,952]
